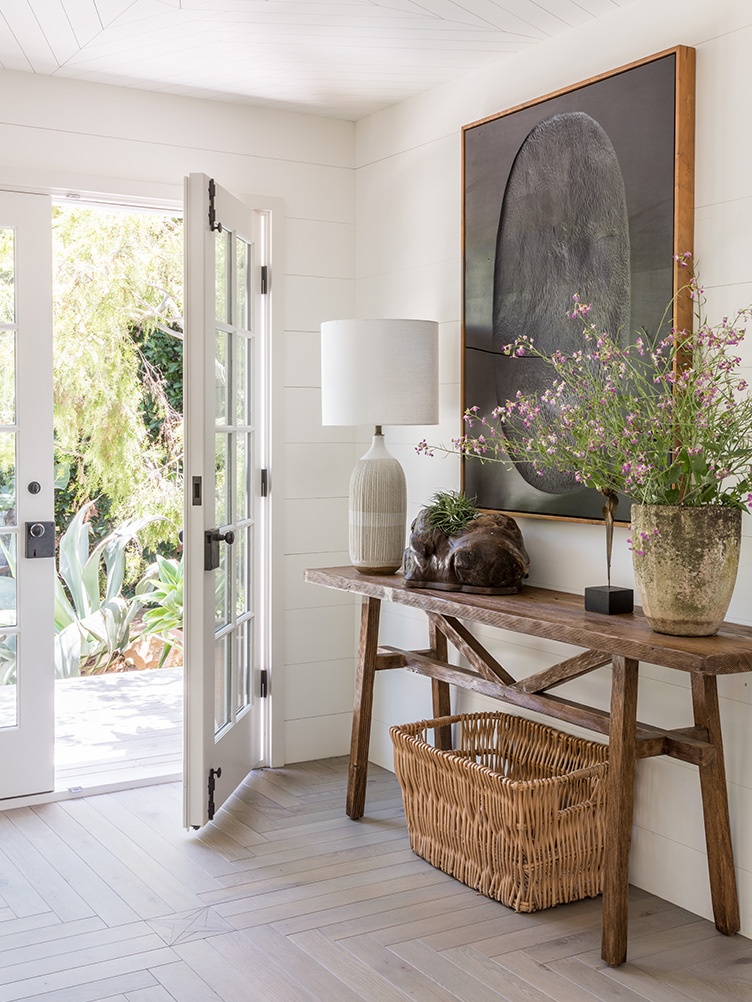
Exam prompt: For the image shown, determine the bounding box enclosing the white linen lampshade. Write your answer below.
[321,319,439,574]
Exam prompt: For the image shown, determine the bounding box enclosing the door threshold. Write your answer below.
[0,772,181,812]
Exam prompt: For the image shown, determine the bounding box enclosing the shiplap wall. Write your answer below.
[0,69,359,766]
[355,0,752,934]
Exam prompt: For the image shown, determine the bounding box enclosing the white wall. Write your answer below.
[0,69,359,767]
[355,0,752,933]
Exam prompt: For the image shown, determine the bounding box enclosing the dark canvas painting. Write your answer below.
[463,50,694,522]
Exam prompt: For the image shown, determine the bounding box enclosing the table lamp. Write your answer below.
[320,318,439,575]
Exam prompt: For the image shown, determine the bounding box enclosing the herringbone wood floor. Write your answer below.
[0,756,749,1001]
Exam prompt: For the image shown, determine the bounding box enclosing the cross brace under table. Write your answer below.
[304,566,752,968]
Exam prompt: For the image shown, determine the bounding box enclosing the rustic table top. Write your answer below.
[304,566,752,675]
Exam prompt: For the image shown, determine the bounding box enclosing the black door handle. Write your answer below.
[205,527,235,570]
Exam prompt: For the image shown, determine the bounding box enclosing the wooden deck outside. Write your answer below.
[54,666,183,792]
[0,666,183,794]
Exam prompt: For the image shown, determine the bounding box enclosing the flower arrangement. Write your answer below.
[419,257,752,555]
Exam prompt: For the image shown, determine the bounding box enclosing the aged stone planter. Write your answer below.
[631,504,742,636]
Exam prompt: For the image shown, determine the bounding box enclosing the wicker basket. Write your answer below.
[390,711,609,913]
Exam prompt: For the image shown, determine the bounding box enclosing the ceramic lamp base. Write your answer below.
[584,585,634,615]
[349,433,406,575]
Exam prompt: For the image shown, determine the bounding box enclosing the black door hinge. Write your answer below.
[208,766,222,821]
[260,669,268,698]
[260,468,268,497]
[260,265,269,294]
[208,178,223,233]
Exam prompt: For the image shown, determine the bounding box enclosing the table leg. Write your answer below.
[428,618,452,750]
[346,596,381,820]
[602,655,639,967]
[691,673,740,935]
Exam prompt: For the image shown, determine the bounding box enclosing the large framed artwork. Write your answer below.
[462,46,695,523]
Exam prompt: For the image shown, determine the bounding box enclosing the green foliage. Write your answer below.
[0,504,159,683]
[0,634,16,685]
[135,324,183,423]
[423,491,480,536]
[53,206,183,555]
[137,555,183,667]
[0,228,14,323]
[0,537,16,683]
[0,534,15,625]
[0,233,14,492]
[54,502,158,678]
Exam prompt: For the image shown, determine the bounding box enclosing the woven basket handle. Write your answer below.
[556,764,608,818]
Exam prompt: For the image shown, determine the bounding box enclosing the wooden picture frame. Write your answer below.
[462,46,696,524]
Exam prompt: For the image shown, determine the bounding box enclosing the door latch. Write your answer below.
[25,522,55,558]
[204,528,235,571]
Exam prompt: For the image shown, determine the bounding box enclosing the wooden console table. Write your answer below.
[304,565,752,967]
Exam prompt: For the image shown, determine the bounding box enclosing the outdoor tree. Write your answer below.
[53,206,183,555]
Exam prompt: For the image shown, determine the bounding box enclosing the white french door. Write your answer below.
[0,190,54,800]
[183,174,268,828]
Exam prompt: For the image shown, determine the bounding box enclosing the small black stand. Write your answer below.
[584,585,634,615]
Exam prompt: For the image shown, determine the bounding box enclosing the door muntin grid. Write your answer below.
[213,230,255,738]
[0,226,19,727]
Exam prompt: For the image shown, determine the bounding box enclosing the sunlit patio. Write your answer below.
[54,665,182,792]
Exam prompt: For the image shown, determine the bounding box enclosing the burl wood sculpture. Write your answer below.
[404,506,530,595]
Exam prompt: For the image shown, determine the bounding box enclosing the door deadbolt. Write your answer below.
[25,521,55,558]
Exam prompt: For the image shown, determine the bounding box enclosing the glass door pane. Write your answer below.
[212,224,255,734]
[0,227,18,732]
[233,235,253,718]
[0,228,14,323]
[0,191,54,799]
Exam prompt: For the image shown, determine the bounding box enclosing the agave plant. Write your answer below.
[0,537,18,684]
[136,554,183,668]
[0,633,16,685]
[54,502,157,677]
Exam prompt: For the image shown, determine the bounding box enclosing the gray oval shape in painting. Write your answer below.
[492,111,630,495]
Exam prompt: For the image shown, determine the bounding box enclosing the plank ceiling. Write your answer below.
[0,0,636,120]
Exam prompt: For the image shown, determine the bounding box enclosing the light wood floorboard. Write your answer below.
[0,757,749,1001]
